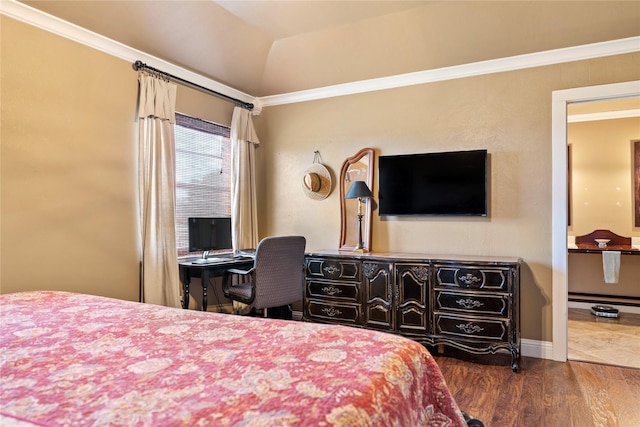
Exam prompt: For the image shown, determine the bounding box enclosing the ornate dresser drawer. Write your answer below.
[304,256,363,325]
[431,258,520,371]
[306,257,360,281]
[306,279,359,302]
[434,264,511,292]
[435,290,509,316]
[305,299,360,325]
[434,313,510,342]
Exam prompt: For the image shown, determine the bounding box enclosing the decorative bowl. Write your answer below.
[595,239,610,248]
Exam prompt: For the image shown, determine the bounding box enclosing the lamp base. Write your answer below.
[352,212,367,255]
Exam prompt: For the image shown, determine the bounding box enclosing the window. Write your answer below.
[174,113,231,256]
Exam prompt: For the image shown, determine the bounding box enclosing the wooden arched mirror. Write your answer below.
[339,148,375,252]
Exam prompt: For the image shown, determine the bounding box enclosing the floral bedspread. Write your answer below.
[1,291,466,427]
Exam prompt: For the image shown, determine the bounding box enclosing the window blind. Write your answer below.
[175,113,231,256]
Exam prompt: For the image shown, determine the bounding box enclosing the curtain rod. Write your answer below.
[133,60,254,111]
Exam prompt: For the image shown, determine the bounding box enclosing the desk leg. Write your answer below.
[202,270,209,312]
[181,268,190,310]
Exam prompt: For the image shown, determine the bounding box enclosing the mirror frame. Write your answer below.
[339,148,375,252]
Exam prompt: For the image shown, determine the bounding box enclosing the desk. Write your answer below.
[179,257,254,311]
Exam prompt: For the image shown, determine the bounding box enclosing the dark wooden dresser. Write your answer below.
[304,251,522,371]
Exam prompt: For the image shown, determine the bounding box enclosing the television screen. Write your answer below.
[188,217,232,252]
[378,149,488,216]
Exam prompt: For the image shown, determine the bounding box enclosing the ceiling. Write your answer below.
[14,1,640,99]
[20,0,430,96]
[215,1,428,40]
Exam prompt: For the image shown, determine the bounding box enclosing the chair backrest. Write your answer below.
[252,235,306,309]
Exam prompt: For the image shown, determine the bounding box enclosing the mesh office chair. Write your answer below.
[223,235,306,316]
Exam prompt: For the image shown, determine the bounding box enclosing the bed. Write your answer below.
[1,291,468,426]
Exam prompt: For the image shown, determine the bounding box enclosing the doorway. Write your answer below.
[565,97,640,368]
[551,80,640,363]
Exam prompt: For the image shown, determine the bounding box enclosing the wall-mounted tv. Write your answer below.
[188,217,232,252]
[378,149,488,216]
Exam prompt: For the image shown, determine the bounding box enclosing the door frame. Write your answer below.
[551,80,640,362]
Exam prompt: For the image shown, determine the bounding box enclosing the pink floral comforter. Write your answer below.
[1,291,466,427]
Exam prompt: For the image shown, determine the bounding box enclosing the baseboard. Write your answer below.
[521,338,553,360]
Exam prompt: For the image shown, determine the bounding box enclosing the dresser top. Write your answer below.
[306,250,522,265]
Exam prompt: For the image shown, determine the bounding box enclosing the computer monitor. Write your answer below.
[187,217,232,253]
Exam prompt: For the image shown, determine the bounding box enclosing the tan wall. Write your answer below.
[2,12,640,343]
[0,17,232,300]
[254,54,640,342]
[568,118,640,237]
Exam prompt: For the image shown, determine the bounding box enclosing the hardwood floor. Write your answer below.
[431,348,640,427]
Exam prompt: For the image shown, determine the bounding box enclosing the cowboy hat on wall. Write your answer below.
[302,151,332,200]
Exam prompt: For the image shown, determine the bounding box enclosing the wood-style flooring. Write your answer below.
[432,349,640,427]
[568,307,640,369]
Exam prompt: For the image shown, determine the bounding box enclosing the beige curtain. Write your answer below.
[137,73,181,308]
[231,106,261,251]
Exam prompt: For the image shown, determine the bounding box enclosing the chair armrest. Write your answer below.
[222,267,256,299]
[222,267,255,289]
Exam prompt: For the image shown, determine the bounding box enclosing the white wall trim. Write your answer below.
[0,0,259,112]
[551,81,640,363]
[2,0,639,113]
[522,339,554,360]
[259,37,640,107]
[568,109,640,123]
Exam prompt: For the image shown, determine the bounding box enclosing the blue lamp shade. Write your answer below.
[345,181,373,199]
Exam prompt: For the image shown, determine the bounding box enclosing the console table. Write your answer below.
[304,251,522,371]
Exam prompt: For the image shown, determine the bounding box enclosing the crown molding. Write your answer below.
[259,37,640,107]
[0,0,260,113]
[3,0,638,113]
[568,109,640,123]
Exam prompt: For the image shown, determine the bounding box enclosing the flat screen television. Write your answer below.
[188,217,232,252]
[378,149,488,216]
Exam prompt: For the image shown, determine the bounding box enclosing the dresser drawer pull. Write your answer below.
[456,298,485,310]
[322,307,343,317]
[456,323,484,335]
[323,265,339,275]
[321,286,342,296]
[458,273,482,286]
